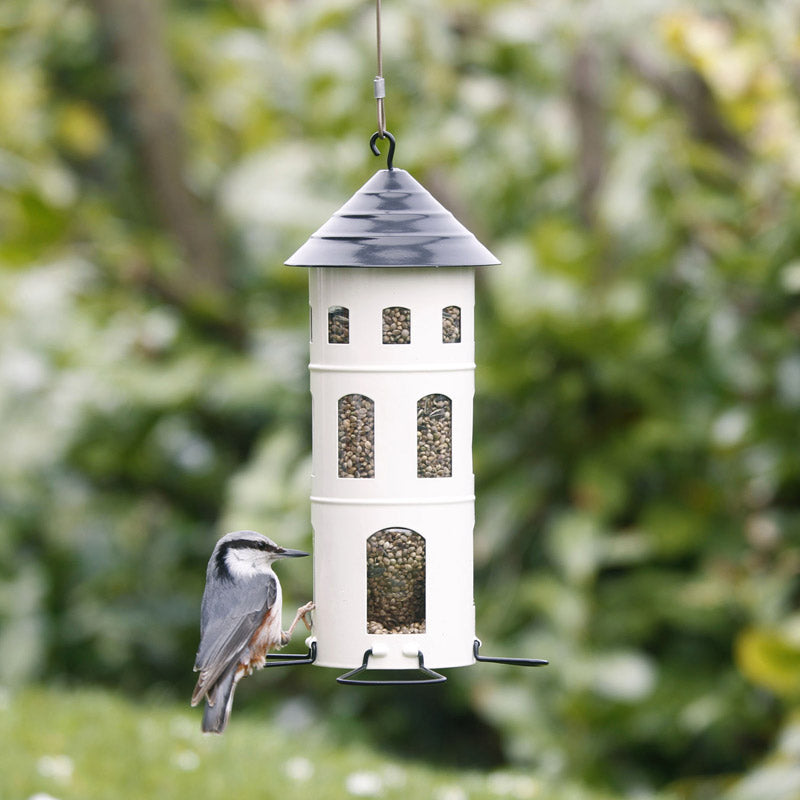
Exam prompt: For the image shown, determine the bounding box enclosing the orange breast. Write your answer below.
[245,607,282,669]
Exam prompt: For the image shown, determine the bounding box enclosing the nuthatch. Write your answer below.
[191,530,314,733]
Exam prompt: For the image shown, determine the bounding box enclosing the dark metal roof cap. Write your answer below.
[285,168,500,267]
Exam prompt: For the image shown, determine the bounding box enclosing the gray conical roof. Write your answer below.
[285,168,499,268]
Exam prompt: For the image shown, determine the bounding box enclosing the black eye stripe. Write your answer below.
[224,539,277,553]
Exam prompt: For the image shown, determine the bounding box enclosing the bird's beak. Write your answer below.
[277,548,309,558]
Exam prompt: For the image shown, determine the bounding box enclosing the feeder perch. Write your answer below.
[278,151,548,683]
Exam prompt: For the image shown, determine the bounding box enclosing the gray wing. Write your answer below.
[192,573,277,698]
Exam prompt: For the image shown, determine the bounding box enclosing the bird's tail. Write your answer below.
[201,664,239,734]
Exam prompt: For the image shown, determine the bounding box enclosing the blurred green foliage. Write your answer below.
[2,0,800,797]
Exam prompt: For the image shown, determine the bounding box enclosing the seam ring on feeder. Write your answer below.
[309,362,476,373]
[310,494,475,506]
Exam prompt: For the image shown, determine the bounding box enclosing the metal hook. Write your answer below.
[370,130,396,170]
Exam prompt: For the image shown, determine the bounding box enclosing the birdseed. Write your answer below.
[417,394,452,478]
[338,394,375,478]
[328,306,349,344]
[367,528,425,634]
[442,305,461,343]
[382,306,411,344]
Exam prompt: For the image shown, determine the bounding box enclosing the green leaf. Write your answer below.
[736,628,800,697]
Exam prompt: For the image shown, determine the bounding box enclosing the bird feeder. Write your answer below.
[265,0,546,683]
[278,136,547,683]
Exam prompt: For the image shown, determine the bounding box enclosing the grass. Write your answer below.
[0,685,623,800]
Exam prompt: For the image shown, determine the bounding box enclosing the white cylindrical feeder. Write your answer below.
[286,165,541,681]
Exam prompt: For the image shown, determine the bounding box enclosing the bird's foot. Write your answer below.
[298,601,315,631]
[283,601,316,642]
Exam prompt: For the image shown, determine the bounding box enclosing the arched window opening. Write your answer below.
[328,306,349,344]
[442,305,461,343]
[417,394,452,478]
[367,528,426,634]
[337,394,375,478]
[382,306,411,344]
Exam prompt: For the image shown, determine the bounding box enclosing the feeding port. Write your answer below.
[328,306,350,343]
[417,394,452,478]
[367,527,426,634]
[338,394,375,478]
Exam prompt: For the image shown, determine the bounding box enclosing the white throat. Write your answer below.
[224,548,275,580]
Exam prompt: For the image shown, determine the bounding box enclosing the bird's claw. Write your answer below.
[284,601,316,640]
[299,601,315,631]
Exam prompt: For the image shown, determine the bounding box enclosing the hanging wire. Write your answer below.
[370,0,395,168]
[374,0,386,137]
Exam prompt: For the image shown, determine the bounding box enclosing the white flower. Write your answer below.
[36,756,74,782]
[285,756,314,782]
[487,771,540,799]
[435,786,469,800]
[172,750,200,772]
[345,771,383,797]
